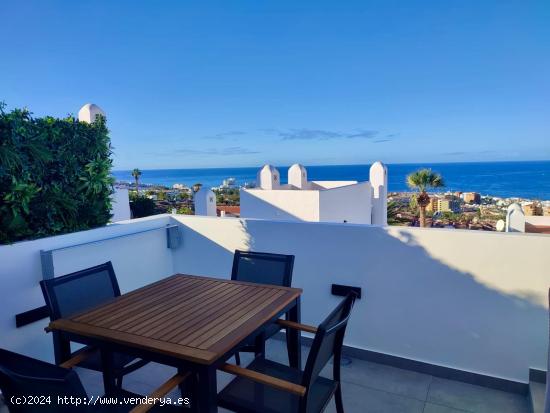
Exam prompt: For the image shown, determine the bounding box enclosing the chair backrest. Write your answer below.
[40,262,120,320]
[300,293,357,411]
[0,348,88,413]
[231,250,294,287]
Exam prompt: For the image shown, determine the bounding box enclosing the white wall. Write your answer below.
[526,216,550,226]
[241,183,372,224]
[240,189,320,221]
[0,215,175,362]
[319,182,372,224]
[170,215,550,383]
[111,188,131,222]
[311,181,357,189]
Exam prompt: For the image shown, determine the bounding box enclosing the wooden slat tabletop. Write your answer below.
[49,274,302,365]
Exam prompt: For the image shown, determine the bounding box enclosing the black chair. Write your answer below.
[231,250,295,365]
[40,262,148,389]
[0,348,187,413]
[218,292,357,413]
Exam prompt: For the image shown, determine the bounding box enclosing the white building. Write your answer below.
[506,202,550,234]
[240,162,387,225]
[110,187,131,222]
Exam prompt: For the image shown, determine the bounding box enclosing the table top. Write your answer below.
[49,274,302,365]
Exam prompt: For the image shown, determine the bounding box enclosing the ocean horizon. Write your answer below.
[113,160,550,200]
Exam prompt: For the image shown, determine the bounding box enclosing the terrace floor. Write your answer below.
[0,339,530,413]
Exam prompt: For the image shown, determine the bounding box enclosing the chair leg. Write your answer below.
[334,383,344,413]
[234,352,241,366]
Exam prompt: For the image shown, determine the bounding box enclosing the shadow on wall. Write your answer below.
[240,190,311,222]
[173,216,547,381]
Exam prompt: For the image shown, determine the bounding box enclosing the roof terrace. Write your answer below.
[1,213,549,412]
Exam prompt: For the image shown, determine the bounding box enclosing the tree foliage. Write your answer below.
[0,103,114,243]
[129,192,157,218]
[406,169,445,194]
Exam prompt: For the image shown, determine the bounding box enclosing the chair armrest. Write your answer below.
[276,319,317,334]
[59,347,97,369]
[220,363,306,397]
[129,372,190,413]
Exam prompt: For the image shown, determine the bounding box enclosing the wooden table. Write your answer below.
[48,274,303,413]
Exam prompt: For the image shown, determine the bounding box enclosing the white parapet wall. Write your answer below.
[1,213,549,384]
[170,215,550,383]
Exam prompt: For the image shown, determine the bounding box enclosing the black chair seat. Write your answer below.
[218,358,337,413]
[72,346,147,375]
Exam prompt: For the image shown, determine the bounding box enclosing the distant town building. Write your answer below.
[437,198,461,213]
[427,196,461,213]
[426,198,439,213]
[523,202,543,216]
[240,162,388,225]
[172,183,187,190]
[221,178,236,188]
[217,206,240,217]
[462,192,481,204]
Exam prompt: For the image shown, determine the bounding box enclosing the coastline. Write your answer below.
[113,160,550,201]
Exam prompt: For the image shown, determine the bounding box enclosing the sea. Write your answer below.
[113,160,550,200]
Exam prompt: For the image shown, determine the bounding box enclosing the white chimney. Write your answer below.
[370,161,388,226]
[257,164,280,190]
[288,164,308,189]
[78,103,105,123]
[195,188,217,216]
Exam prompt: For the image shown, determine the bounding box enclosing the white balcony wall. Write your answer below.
[0,215,175,363]
[170,215,550,383]
[240,189,320,221]
[318,182,372,224]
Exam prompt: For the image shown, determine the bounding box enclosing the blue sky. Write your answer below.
[1,0,549,170]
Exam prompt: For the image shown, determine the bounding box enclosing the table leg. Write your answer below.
[177,366,193,411]
[196,365,217,413]
[254,331,266,360]
[287,297,302,369]
[100,348,117,396]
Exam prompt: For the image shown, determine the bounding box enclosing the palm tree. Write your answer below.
[131,168,142,195]
[406,169,445,228]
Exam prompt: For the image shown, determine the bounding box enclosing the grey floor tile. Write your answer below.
[324,381,425,413]
[427,377,529,413]
[423,402,470,413]
[323,358,432,401]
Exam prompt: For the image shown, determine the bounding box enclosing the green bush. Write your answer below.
[176,206,193,215]
[129,195,157,218]
[0,103,114,244]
